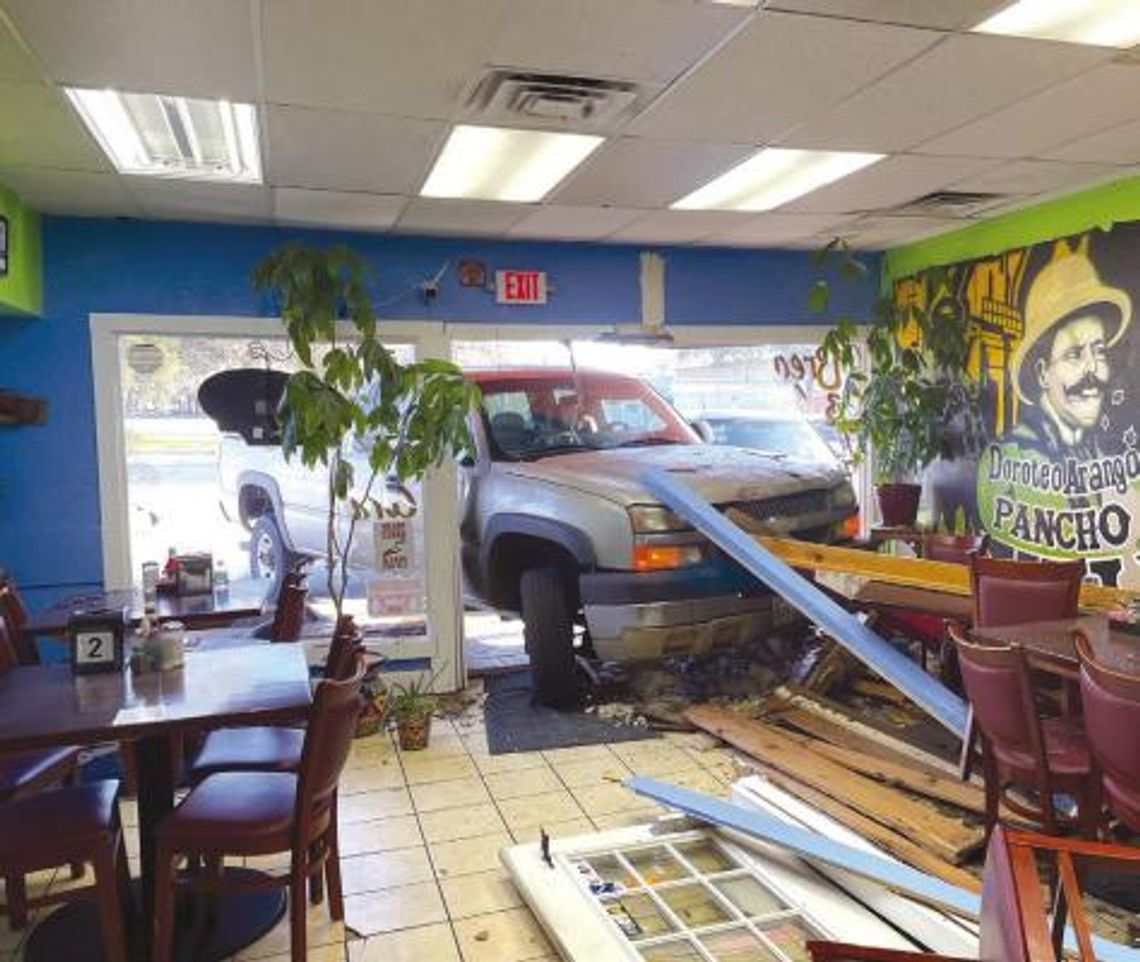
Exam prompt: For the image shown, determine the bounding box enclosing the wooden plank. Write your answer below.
[685,705,984,864]
[743,761,982,893]
[851,678,912,706]
[756,535,1132,613]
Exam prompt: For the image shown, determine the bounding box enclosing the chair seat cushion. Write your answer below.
[189,726,304,782]
[994,716,1092,778]
[159,772,297,850]
[0,780,119,862]
[0,746,80,799]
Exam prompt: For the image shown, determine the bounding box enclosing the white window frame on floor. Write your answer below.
[89,313,465,691]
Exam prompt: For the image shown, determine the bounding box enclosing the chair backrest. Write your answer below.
[948,622,1047,770]
[0,614,19,675]
[269,581,308,643]
[325,615,364,681]
[969,554,1083,628]
[1076,630,1140,827]
[295,654,365,832]
[921,533,989,566]
[0,580,37,665]
[978,825,1032,962]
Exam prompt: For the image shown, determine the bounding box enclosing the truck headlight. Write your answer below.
[628,505,691,534]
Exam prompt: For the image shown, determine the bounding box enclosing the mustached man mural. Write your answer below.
[904,224,1140,588]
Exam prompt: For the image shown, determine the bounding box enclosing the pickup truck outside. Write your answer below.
[216,367,858,706]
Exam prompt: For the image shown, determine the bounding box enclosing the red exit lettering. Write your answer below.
[496,270,548,305]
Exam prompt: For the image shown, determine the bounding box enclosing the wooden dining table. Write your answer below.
[0,642,313,961]
[973,614,1140,677]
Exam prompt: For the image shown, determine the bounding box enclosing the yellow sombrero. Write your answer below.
[1012,253,1132,405]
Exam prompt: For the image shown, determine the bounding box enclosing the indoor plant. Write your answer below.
[813,240,986,527]
[387,670,442,751]
[251,243,479,644]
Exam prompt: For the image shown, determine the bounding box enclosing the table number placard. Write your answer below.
[67,608,127,674]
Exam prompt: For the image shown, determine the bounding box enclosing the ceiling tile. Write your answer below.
[765,0,1009,30]
[395,198,527,237]
[125,180,273,223]
[266,106,444,193]
[0,18,41,82]
[1047,119,1140,165]
[628,11,940,143]
[606,209,754,244]
[0,80,108,171]
[785,153,999,214]
[506,205,643,241]
[704,211,857,247]
[0,166,142,216]
[2,0,257,99]
[918,64,1140,159]
[274,188,406,231]
[842,213,961,248]
[263,0,508,119]
[490,0,748,85]
[949,159,1122,197]
[788,33,1111,153]
[551,137,754,208]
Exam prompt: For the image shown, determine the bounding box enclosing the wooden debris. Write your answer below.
[685,705,985,865]
[851,678,911,706]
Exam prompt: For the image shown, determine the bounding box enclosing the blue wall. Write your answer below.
[0,216,878,605]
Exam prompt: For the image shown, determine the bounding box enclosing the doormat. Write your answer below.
[483,670,658,754]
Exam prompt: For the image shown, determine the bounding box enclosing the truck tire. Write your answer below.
[520,567,580,709]
[250,514,287,597]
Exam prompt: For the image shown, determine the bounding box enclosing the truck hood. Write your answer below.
[499,444,846,506]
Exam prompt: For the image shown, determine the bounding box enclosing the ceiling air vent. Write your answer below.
[892,190,1010,218]
[465,70,642,130]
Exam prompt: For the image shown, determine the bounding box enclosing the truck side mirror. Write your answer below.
[690,420,714,444]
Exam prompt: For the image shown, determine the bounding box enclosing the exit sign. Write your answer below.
[496,270,547,305]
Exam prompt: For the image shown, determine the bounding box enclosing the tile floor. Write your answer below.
[1,681,746,962]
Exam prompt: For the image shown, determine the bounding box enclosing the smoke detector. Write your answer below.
[465,69,643,131]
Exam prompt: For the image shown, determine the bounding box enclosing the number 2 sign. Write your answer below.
[67,610,127,674]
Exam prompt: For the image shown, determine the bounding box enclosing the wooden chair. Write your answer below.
[152,655,366,962]
[960,555,1084,779]
[0,780,133,961]
[0,577,39,666]
[806,825,1138,962]
[1075,630,1140,832]
[921,533,989,566]
[947,623,1098,839]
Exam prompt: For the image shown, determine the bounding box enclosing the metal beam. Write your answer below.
[629,777,1137,962]
[642,469,968,736]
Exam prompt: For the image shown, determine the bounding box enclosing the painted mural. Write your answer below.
[901,221,1140,588]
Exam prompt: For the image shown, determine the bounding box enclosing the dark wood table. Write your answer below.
[846,580,975,622]
[974,614,1140,677]
[23,581,269,638]
[0,644,312,961]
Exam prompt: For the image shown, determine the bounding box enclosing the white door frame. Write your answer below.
[89,313,466,690]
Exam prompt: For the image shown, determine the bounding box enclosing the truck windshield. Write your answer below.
[475,370,698,460]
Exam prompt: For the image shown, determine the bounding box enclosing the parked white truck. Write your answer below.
[212,367,858,706]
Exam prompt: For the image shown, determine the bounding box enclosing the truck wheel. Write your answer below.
[520,567,580,709]
[250,515,287,597]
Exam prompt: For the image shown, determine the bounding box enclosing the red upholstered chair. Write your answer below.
[948,623,1098,839]
[186,616,363,785]
[152,656,366,962]
[0,780,132,961]
[1075,631,1140,832]
[969,555,1083,630]
[921,533,990,565]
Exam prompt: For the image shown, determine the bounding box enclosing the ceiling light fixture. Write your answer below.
[972,0,1140,48]
[65,88,262,183]
[671,148,884,212]
[420,125,603,202]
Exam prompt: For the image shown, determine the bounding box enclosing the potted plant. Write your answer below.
[387,670,441,751]
[251,244,479,650]
[813,240,986,528]
[355,660,389,738]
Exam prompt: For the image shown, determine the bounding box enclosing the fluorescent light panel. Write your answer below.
[421,125,603,202]
[672,148,884,212]
[65,87,262,183]
[972,0,1140,48]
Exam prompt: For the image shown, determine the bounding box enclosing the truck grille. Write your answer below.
[727,490,829,523]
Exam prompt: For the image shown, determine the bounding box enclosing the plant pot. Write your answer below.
[396,714,432,751]
[876,483,921,528]
[354,691,387,739]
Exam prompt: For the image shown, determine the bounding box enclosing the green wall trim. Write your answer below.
[0,183,43,317]
[884,174,1140,280]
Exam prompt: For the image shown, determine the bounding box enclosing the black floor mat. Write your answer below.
[483,670,658,754]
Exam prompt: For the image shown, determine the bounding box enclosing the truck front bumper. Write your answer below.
[580,563,791,662]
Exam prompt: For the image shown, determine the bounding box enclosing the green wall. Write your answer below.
[0,183,42,317]
[884,174,1140,280]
